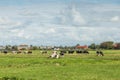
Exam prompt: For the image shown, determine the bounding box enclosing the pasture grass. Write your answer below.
[0,50,120,80]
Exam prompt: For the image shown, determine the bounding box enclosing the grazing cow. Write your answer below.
[83,50,89,54]
[76,50,89,54]
[3,50,8,54]
[49,51,59,59]
[68,50,74,54]
[59,50,67,56]
[76,50,82,54]
[59,51,65,56]
[28,50,32,54]
[23,50,32,54]
[17,51,22,54]
[96,51,104,56]
[56,54,60,59]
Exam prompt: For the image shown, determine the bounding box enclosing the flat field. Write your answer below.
[0,50,120,80]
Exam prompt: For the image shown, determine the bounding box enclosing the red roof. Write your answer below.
[76,45,88,49]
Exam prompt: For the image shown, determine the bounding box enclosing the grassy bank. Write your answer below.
[0,50,120,80]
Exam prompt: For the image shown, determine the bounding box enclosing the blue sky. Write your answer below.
[0,0,120,46]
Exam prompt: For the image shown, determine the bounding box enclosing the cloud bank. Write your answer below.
[0,0,120,46]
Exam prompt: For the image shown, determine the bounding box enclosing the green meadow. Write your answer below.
[0,50,120,80]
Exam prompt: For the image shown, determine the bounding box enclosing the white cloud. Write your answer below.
[0,17,22,28]
[19,9,40,17]
[57,4,86,26]
[111,16,120,22]
[10,29,20,33]
[71,5,86,25]
[0,17,13,25]
[0,17,7,23]
[44,28,56,34]
[17,30,24,37]
[0,2,120,45]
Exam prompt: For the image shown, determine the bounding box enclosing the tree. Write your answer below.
[5,45,12,50]
[32,46,38,50]
[100,41,114,49]
[76,44,80,46]
[96,45,100,49]
[30,45,33,50]
[12,45,18,50]
[89,43,96,49]
[88,43,100,49]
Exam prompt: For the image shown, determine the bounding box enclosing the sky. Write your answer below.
[0,0,120,46]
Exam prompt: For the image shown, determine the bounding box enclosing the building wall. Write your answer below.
[17,45,29,50]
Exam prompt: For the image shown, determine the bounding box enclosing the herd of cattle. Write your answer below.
[0,49,104,57]
[40,50,89,54]
[0,50,32,54]
[41,50,104,57]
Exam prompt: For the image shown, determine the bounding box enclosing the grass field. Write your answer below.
[0,50,120,80]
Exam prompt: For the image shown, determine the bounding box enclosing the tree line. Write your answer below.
[1,41,120,50]
[88,41,120,50]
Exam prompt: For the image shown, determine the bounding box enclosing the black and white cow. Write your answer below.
[76,50,82,54]
[96,51,104,56]
[3,50,8,54]
[68,50,74,54]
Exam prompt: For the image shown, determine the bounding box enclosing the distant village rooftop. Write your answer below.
[76,45,88,49]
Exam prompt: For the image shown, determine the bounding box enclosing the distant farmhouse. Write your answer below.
[39,46,54,50]
[0,46,5,50]
[76,45,88,49]
[17,44,29,50]
[113,43,120,49]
